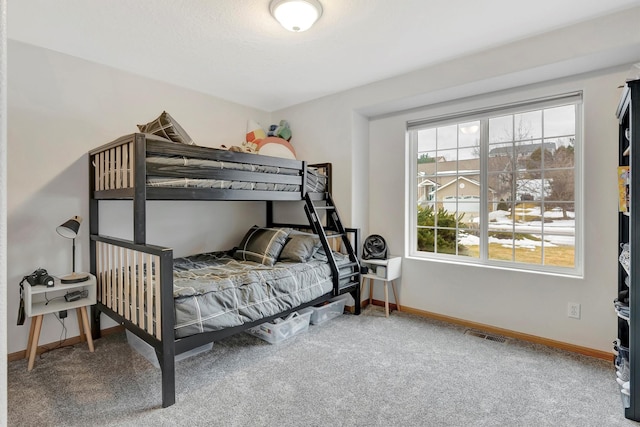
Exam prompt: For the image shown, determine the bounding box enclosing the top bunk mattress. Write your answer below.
[146,155,327,193]
[91,133,329,195]
[172,250,350,339]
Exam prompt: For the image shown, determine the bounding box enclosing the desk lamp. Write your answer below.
[57,215,89,284]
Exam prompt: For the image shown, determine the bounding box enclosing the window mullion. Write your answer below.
[540,109,546,265]
[409,131,418,255]
[480,119,489,262]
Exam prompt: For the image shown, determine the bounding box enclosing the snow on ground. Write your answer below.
[460,206,574,248]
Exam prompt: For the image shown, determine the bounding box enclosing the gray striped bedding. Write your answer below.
[172,250,348,338]
[146,155,327,193]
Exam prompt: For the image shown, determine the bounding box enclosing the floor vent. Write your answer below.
[464,329,509,343]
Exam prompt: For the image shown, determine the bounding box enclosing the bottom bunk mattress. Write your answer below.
[172,250,348,338]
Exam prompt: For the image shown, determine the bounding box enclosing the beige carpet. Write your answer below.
[8,306,635,426]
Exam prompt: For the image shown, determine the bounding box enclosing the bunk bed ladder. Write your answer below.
[304,193,361,314]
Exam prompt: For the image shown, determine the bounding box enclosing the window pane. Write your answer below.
[417,225,435,253]
[489,201,515,226]
[458,228,479,258]
[437,125,458,150]
[515,233,542,265]
[488,172,514,205]
[543,236,575,268]
[489,115,513,143]
[417,175,436,207]
[417,128,436,152]
[546,138,574,168]
[437,226,458,255]
[457,201,480,227]
[514,110,542,140]
[459,146,480,162]
[488,231,514,261]
[512,202,534,223]
[459,121,480,147]
[543,202,575,268]
[515,203,543,231]
[489,142,514,173]
[546,169,574,202]
[544,105,575,137]
[543,203,575,234]
[516,178,548,201]
[517,139,545,172]
[437,148,457,163]
[417,151,438,169]
[488,204,515,263]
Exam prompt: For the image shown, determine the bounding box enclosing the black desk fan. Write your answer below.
[362,234,388,260]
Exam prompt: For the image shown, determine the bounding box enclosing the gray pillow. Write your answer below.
[137,111,195,145]
[279,233,322,263]
[233,226,291,266]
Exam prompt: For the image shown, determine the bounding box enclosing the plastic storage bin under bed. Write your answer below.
[126,330,213,368]
[309,295,348,325]
[246,308,313,344]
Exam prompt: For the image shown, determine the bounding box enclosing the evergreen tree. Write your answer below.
[417,206,467,255]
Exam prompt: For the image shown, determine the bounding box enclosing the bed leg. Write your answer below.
[91,305,102,340]
[157,344,176,408]
[350,284,361,315]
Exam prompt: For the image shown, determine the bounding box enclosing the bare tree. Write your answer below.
[546,143,575,218]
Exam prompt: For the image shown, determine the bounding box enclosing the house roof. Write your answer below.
[418,178,438,187]
[489,142,557,157]
[437,176,478,191]
[435,176,497,194]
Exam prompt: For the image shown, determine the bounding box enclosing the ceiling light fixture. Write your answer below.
[460,124,479,134]
[270,0,323,32]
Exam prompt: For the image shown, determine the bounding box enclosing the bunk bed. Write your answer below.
[88,132,361,408]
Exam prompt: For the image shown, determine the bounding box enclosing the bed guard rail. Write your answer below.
[90,234,173,341]
[90,134,138,193]
[90,134,315,198]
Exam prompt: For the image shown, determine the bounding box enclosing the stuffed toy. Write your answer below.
[267,120,292,141]
[220,144,257,153]
[241,119,297,159]
[245,119,267,152]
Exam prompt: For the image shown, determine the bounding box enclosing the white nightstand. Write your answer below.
[23,273,97,370]
[360,256,402,317]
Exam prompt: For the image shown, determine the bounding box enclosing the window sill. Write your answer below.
[404,254,584,279]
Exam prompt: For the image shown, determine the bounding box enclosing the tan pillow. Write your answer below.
[137,111,195,145]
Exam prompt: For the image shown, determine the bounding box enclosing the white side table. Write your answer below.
[23,273,97,370]
[360,257,402,317]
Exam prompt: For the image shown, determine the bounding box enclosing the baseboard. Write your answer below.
[11,304,612,362]
[8,325,125,362]
[362,300,612,361]
[360,299,399,312]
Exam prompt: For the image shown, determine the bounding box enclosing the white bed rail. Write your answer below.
[92,236,173,340]
[92,139,135,192]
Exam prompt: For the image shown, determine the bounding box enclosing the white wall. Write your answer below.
[7,6,640,358]
[273,7,640,352]
[370,70,624,351]
[7,41,271,354]
[1,0,8,423]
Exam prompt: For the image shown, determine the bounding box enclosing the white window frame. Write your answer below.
[407,92,583,277]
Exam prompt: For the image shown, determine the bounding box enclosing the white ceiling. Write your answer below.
[8,0,640,112]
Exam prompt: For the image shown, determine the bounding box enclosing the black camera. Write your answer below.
[25,268,55,287]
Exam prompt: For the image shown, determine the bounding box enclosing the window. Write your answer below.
[408,93,581,275]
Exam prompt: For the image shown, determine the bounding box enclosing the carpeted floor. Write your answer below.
[8,306,637,426]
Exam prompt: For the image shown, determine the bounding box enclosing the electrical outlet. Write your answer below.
[568,302,581,319]
[58,310,68,319]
